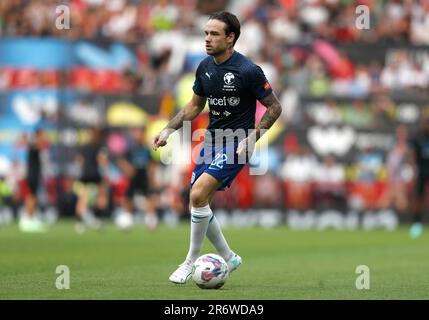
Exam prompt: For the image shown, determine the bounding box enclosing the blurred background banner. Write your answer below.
[0,0,429,231]
[0,38,74,68]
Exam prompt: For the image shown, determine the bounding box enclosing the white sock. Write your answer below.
[206,215,233,261]
[185,205,212,262]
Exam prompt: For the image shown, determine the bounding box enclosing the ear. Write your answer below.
[227,32,235,45]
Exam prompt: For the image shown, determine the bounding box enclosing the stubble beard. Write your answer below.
[207,46,227,57]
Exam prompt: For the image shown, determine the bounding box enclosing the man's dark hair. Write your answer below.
[209,11,241,46]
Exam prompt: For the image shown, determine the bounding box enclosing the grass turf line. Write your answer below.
[0,221,428,299]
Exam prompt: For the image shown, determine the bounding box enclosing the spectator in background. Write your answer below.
[342,100,374,128]
[409,62,429,91]
[279,84,300,125]
[309,99,342,125]
[306,54,331,96]
[162,168,190,225]
[0,173,13,224]
[280,146,317,210]
[74,127,105,233]
[268,7,301,44]
[367,60,384,94]
[380,125,412,213]
[372,94,395,128]
[236,14,265,57]
[355,145,384,183]
[380,50,415,91]
[19,129,48,233]
[379,0,412,44]
[0,159,23,220]
[117,127,159,230]
[299,1,329,30]
[410,0,429,45]
[57,176,78,219]
[253,172,283,209]
[313,155,346,211]
[409,118,429,239]
[68,98,102,127]
[350,145,384,210]
[287,59,311,95]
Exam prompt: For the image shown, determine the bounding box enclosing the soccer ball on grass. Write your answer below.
[192,253,229,289]
[114,212,134,231]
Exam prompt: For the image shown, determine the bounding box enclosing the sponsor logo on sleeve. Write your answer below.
[263,82,271,91]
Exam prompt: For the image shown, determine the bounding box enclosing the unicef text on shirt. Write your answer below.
[207,96,240,107]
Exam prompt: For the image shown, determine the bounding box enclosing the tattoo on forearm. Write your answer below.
[166,109,186,130]
[255,93,282,140]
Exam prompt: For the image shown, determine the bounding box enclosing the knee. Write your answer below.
[190,188,208,208]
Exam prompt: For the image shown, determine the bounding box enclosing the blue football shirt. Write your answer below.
[192,51,272,143]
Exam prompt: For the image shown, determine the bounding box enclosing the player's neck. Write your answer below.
[213,48,234,65]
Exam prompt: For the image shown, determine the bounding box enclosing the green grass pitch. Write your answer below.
[0,221,428,299]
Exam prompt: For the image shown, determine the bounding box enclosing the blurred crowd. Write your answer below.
[0,0,429,232]
[0,121,424,232]
[2,0,429,44]
[1,0,429,96]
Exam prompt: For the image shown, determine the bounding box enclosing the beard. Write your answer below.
[206,46,227,57]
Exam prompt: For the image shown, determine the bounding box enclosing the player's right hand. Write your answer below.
[153,129,171,150]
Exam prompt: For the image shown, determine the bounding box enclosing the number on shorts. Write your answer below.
[210,153,228,169]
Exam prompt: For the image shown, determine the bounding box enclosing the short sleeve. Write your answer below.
[248,65,272,100]
[192,61,205,96]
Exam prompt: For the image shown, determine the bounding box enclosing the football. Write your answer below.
[192,253,229,289]
[114,212,134,231]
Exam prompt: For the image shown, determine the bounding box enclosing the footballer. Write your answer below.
[153,11,282,284]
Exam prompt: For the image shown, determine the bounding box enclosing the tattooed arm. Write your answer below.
[237,92,282,156]
[153,94,206,150]
[166,94,207,130]
[254,92,283,141]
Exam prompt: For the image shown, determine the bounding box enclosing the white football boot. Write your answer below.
[169,260,194,284]
[226,252,242,274]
